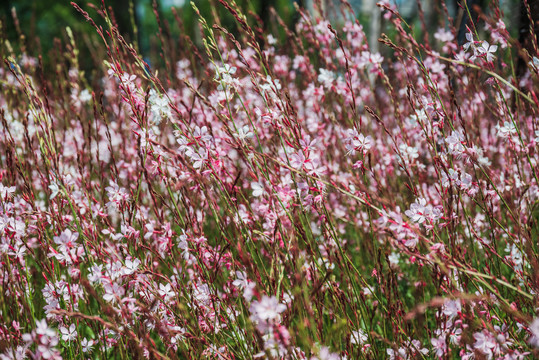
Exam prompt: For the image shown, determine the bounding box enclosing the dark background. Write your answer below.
[1,0,537,76]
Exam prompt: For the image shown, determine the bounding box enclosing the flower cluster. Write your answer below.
[0,1,538,359]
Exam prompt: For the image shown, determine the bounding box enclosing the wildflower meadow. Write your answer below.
[0,0,538,359]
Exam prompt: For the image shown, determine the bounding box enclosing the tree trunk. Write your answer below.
[456,0,484,46]
[516,0,539,79]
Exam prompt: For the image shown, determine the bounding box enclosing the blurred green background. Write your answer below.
[0,0,532,75]
[0,0,299,71]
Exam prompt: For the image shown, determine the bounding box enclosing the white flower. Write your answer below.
[235,125,253,141]
[345,129,373,156]
[215,64,239,91]
[505,243,524,270]
[53,229,79,246]
[0,184,16,199]
[105,181,129,209]
[176,59,191,79]
[434,28,454,43]
[190,150,208,169]
[398,143,419,164]
[149,90,172,123]
[48,182,60,199]
[351,134,373,153]
[405,198,428,224]
[0,345,27,359]
[463,30,474,52]
[259,75,281,100]
[529,317,539,348]
[193,125,213,144]
[267,34,277,45]
[369,52,383,64]
[388,252,400,266]
[442,299,461,318]
[251,182,264,197]
[464,30,498,62]
[473,330,497,357]
[88,264,103,284]
[411,339,429,356]
[215,64,236,80]
[35,319,56,338]
[81,338,94,353]
[460,172,473,190]
[387,347,407,360]
[441,168,475,194]
[290,151,306,169]
[313,346,340,360]
[103,283,125,302]
[60,324,77,342]
[318,69,335,87]
[496,121,517,139]
[250,296,287,322]
[79,89,92,103]
[445,130,465,155]
[474,41,498,62]
[431,335,447,358]
[405,198,442,226]
[351,329,368,345]
[232,271,249,290]
[158,283,175,300]
[123,258,141,275]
